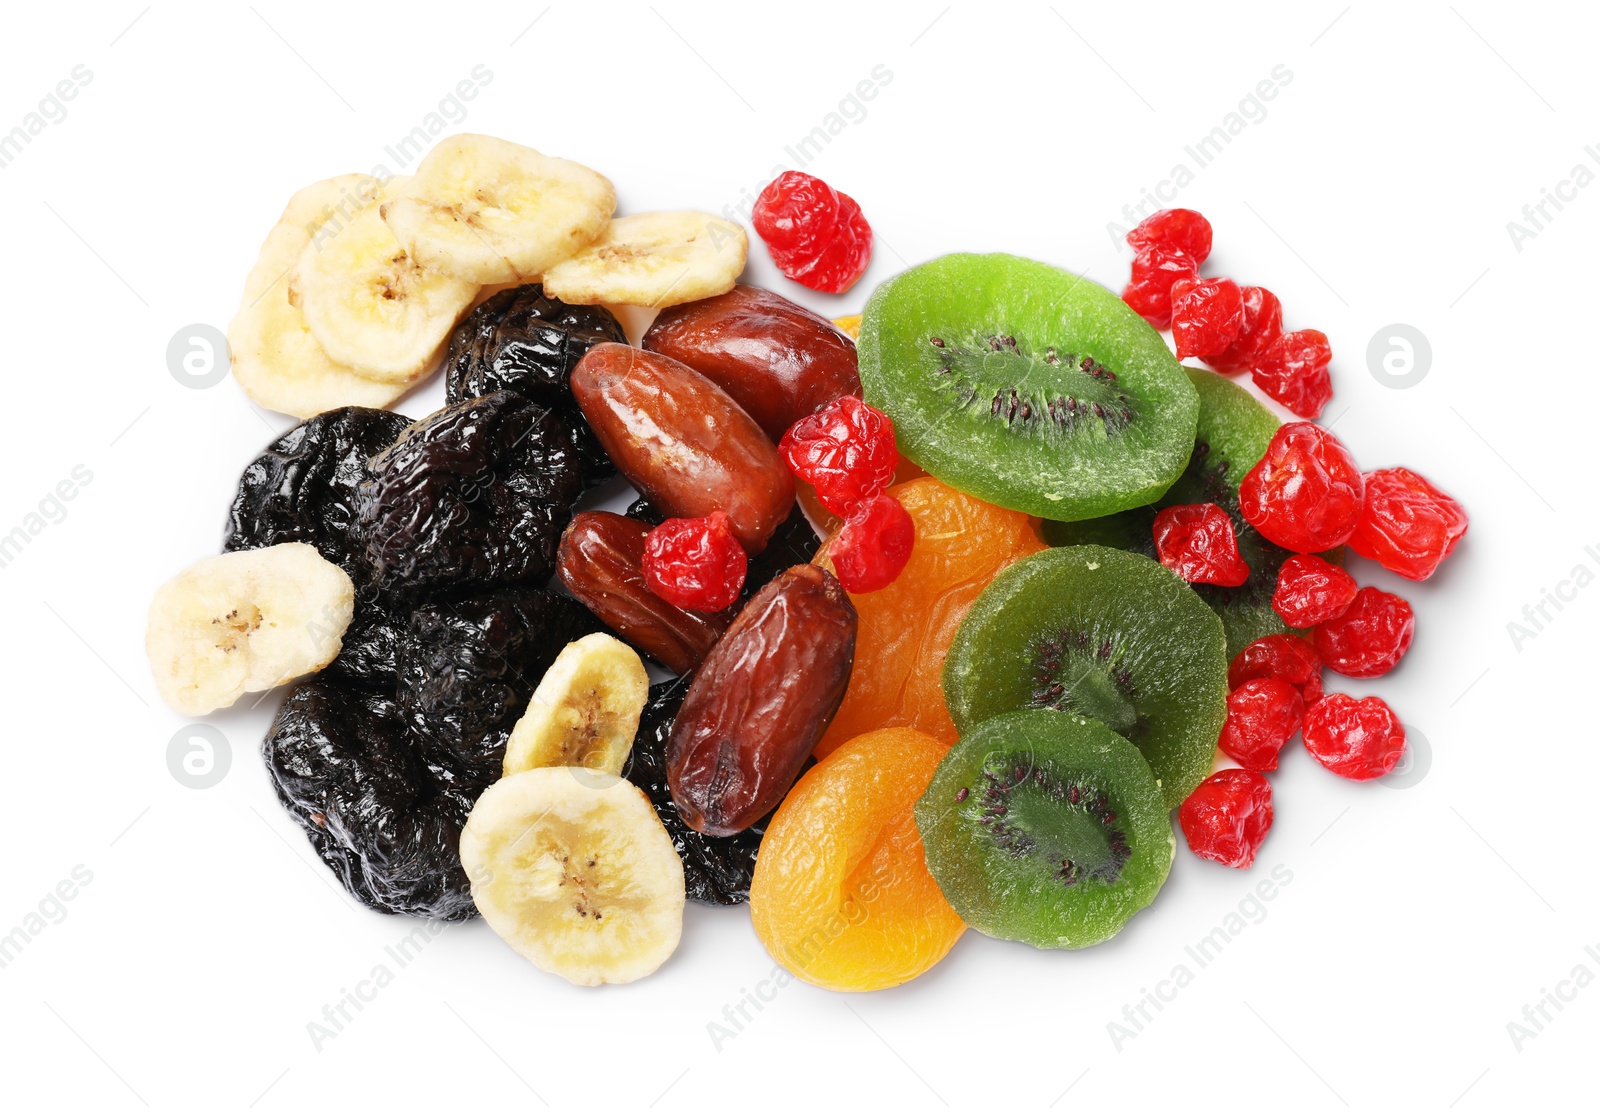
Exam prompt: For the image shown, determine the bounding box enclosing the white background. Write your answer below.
[0,2,1593,1111]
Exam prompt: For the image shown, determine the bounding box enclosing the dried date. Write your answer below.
[667,564,856,836]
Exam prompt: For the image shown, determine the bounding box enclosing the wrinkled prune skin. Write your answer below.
[224,406,410,577]
[643,285,861,441]
[556,511,732,675]
[323,593,408,690]
[668,565,857,836]
[399,588,601,752]
[445,286,626,486]
[358,391,585,595]
[625,677,809,905]
[266,680,494,920]
[629,496,821,603]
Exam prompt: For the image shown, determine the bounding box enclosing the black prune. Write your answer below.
[445,285,627,486]
[322,593,408,690]
[628,495,821,603]
[623,677,808,905]
[357,391,585,595]
[223,406,410,577]
[399,588,602,754]
[265,680,494,921]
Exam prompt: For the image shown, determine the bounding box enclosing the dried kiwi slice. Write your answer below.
[944,545,1227,809]
[1043,368,1336,656]
[915,710,1174,949]
[858,253,1198,520]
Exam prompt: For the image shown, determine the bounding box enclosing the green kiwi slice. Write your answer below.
[915,710,1174,949]
[858,253,1198,521]
[1043,367,1336,657]
[943,545,1227,809]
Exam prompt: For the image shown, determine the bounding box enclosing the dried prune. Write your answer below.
[629,496,821,603]
[444,285,627,485]
[399,588,602,753]
[358,391,585,595]
[556,511,731,675]
[224,406,410,578]
[625,677,808,905]
[265,679,494,920]
[323,592,408,690]
[668,564,857,836]
[642,285,861,440]
[571,344,795,553]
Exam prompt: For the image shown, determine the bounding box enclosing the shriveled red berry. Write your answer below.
[1272,553,1358,628]
[1171,276,1244,360]
[1152,503,1250,586]
[1313,586,1414,678]
[1239,422,1364,553]
[778,395,898,516]
[1218,679,1304,772]
[1302,694,1405,780]
[1121,244,1198,329]
[1251,329,1333,419]
[828,492,914,594]
[1207,286,1283,374]
[1179,769,1273,868]
[642,512,748,612]
[1229,634,1324,708]
[752,171,872,294]
[1126,208,1213,265]
[1347,467,1468,581]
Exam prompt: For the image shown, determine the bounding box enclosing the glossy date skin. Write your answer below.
[556,511,732,675]
[570,344,795,553]
[642,285,861,441]
[667,564,856,836]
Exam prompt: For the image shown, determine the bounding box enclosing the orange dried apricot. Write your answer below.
[749,728,964,991]
[814,476,1045,756]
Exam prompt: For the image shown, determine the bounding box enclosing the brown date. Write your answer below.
[643,285,861,441]
[556,511,731,675]
[667,564,856,836]
[571,343,795,553]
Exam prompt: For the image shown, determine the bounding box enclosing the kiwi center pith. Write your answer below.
[1028,629,1144,738]
[962,751,1131,886]
[926,333,1137,436]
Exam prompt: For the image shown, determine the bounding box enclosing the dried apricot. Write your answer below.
[749,728,964,991]
[814,477,1045,757]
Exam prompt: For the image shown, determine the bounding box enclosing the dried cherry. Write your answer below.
[1121,244,1197,329]
[1170,276,1243,360]
[1251,329,1333,419]
[1152,502,1251,587]
[1347,467,1468,581]
[643,513,748,613]
[1126,208,1213,265]
[358,391,585,595]
[1217,678,1304,772]
[1272,553,1357,628]
[1302,694,1406,780]
[1313,586,1414,678]
[668,565,857,836]
[1238,422,1364,553]
[1207,286,1283,374]
[642,285,861,440]
[1229,634,1324,708]
[752,171,873,294]
[827,492,915,593]
[1179,769,1273,868]
[779,395,899,516]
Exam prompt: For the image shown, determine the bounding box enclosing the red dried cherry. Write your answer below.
[1126,208,1213,265]
[1121,244,1198,329]
[752,171,872,294]
[1171,276,1244,360]
[778,395,898,516]
[1218,678,1304,772]
[1272,553,1358,628]
[1229,634,1324,708]
[1347,467,1468,581]
[1302,694,1405,780]
[1313,586,1414,678]
[1207,286,1283,374]
[1179,769,1273,868]
[1251,329,1333,419]
[643,512,748,613]
[1152,503,1250,586]
[828,492,914,594]
[1239,422,1364,553]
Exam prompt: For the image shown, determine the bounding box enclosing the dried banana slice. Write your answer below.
[460,768,685,986]
[503,633,649,778]
[289,177,478,384]
[146,543,354,716]
[541,211,747,307]
[380,134,615,284]
[229,175,410,418]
